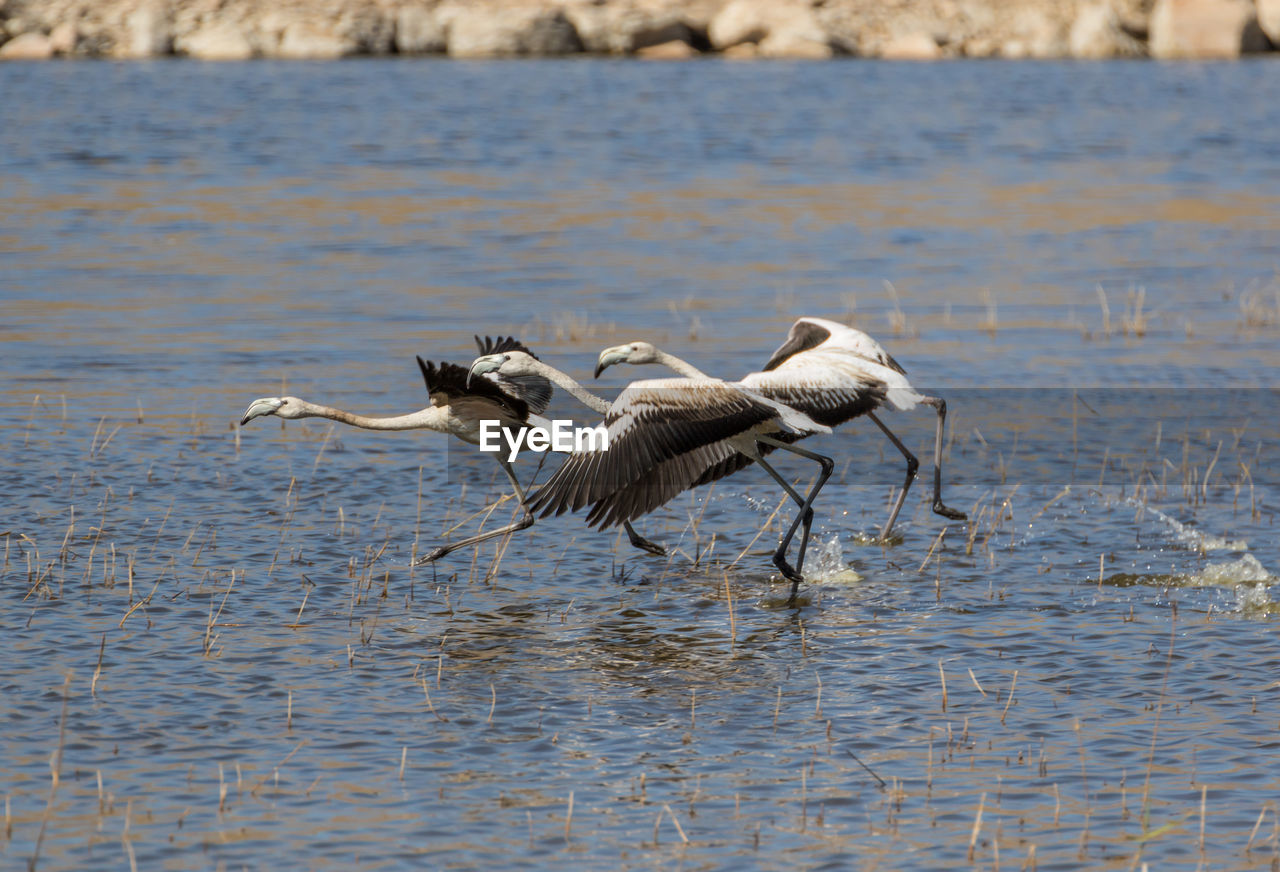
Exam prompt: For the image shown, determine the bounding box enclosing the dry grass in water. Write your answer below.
[981,288,998,336]
[1121,286,1148,337]
[882,280,912,337]
[1238,277,1280,328]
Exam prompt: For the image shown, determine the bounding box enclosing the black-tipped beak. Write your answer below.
[467,354,507,389]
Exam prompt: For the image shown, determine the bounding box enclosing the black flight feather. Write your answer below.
[416,355,529,421]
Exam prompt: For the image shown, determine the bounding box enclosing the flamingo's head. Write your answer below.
[467,350,543,388]
[466,353,509,389]
[594,341,659,378]
[240,396,305,425]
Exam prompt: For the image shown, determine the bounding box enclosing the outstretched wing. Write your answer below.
[473,335,553,415]
[474,335,539,359]
[528,379,789,524]
[583,439,739,528]
[416,356,529,421]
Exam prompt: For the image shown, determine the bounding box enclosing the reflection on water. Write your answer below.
[2,60,1279,870]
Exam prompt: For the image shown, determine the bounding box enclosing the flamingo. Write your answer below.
[593,316,967,541]
[238,336,553,563]
[466,349,834,601]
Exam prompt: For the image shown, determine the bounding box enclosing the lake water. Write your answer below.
[3,59,1279,870]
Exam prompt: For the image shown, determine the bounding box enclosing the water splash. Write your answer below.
[1139,503,1249,552]
[808,535,862,583]
[1121,554,1277,614]
[1235,582,1278,615]
[1192,553,1274,586]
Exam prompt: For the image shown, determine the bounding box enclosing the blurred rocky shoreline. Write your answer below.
[2,0,1277,60]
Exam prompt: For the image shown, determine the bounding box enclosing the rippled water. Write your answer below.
[3,60,1280,870]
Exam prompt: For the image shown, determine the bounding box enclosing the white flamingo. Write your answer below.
[593,316,967,541]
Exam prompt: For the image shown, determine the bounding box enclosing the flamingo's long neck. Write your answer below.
[653,349,710,380]
[523,361,610,414]
[296,400,451,432]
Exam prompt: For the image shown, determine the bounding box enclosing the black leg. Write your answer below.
[753,436,834,605]
[921,397,966,521]
[416,457,536,565]
[868,411,919,541]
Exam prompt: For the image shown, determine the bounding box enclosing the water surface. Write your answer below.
[3,59,1279,870]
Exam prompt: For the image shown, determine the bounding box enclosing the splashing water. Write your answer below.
[1192,553,1275,586]
[1235,582,1278,615]
[807,535,862,583]
[1140,502,1249,552]
[1131,502,1276,609]
[1157,554,1275,614]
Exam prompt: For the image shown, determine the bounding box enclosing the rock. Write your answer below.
[277,20,355,58]
[881,31,942,59]
[178,22,254,59]
[396,5,447,54]
[1006,7,1067,56]
[721,41,759,58]
[635,38,697,58]
[707,0,771,47]
[564,3,692,54]
[1070,2,1146,56]
[675,0,723,41]
[1254,0,1280,43]
[707,0,830,54]
[443,4,582,56]
[49,22,77,55]
[0,30,53,59]
[961,36,1000,57]
[251,4,392,58]
[1109,0,1156,37]
[121,2,173,57]
[1149,0,1271,57]
[759,29,834,57]
[1001,37,1030,57]
[758,15,833,56]
[337,7,395,54]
